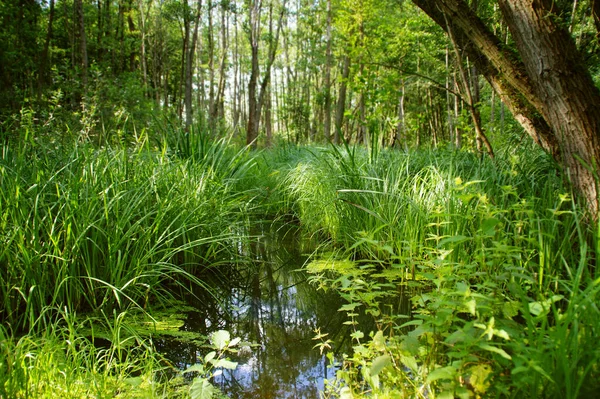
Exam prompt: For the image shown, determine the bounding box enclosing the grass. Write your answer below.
[2,118,599,398]
[0,122,261,398]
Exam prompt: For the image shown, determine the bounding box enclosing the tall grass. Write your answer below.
[0,121,263,397]
[0,128,257,331]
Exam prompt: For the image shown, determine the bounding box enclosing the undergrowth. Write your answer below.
[257,143,600,398]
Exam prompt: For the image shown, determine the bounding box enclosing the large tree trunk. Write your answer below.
[498,0,600,216]
[413,0,600,216]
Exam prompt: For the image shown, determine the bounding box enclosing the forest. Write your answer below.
[1,0,600,398]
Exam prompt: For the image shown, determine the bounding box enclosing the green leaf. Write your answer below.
[469,364,492,394]
[212,330,230,350]
[438,235,470,248]
[480,218,500,236]
[369,354,391,376]
[426,366,456,383]
[211,359,238,370]
[340,386,354,399]
[350,330,364,340]
[184,364,205,374]
[478,344,512,360]
[190,377,216,399]
[204,351,216,364]
[124,377,143,387]
[372,330,386,352]
[400,354,418,373]
[339,302,361,311]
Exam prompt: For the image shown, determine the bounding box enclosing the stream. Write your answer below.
[154,220,352,398]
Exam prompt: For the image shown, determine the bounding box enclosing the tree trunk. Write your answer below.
[323,0,333,142]
[185,0,202,130]
[75,0,88,93]
[498,0,600,216]
[334,55,351,145]
[38,0,55,96]
[246,0,261,146]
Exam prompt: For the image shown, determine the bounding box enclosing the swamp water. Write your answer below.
[153,222,353,398]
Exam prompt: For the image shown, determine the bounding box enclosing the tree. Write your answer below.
[412,0,600,216]
[245,0,285,147]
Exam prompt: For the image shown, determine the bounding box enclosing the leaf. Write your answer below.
[369,354,392,376]
[426,366,456,383]
[350,331,364,340]
[340,386,354,399]
[229,337,241,347]
[438,235,470,248]
[528,295,564,316]
[372,330,386,352]
[184,364,205,374]
[478,344,512,360]
[212,330,230,350]
[480,218,500,237]
[469,364,492,394]
[400,354,418,373]
[211,359,238,370]
[124,377,143,387]
[190,377,216,399]
[204,351,216,364]
[339,302,361,311]
[464,299,476,316]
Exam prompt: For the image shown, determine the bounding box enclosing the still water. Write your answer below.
[155,221,350,398]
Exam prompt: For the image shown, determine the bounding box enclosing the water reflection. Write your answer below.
[156,221,348,398]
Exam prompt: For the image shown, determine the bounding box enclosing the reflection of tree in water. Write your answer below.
[215,221,345,398]
[157,221,349,398]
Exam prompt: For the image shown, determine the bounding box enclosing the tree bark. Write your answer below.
[412,0,600,216]
[334,55,351,145]
[75,0,88,93]
[498,0,600,216]
[323,0,333,142]
[185,0,202,130]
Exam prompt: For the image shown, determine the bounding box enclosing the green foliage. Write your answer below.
[183,330,241,399]
[0,126,258,331]
[260,144,600,397]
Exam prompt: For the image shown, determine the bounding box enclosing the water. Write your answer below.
[155,221,349,398]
